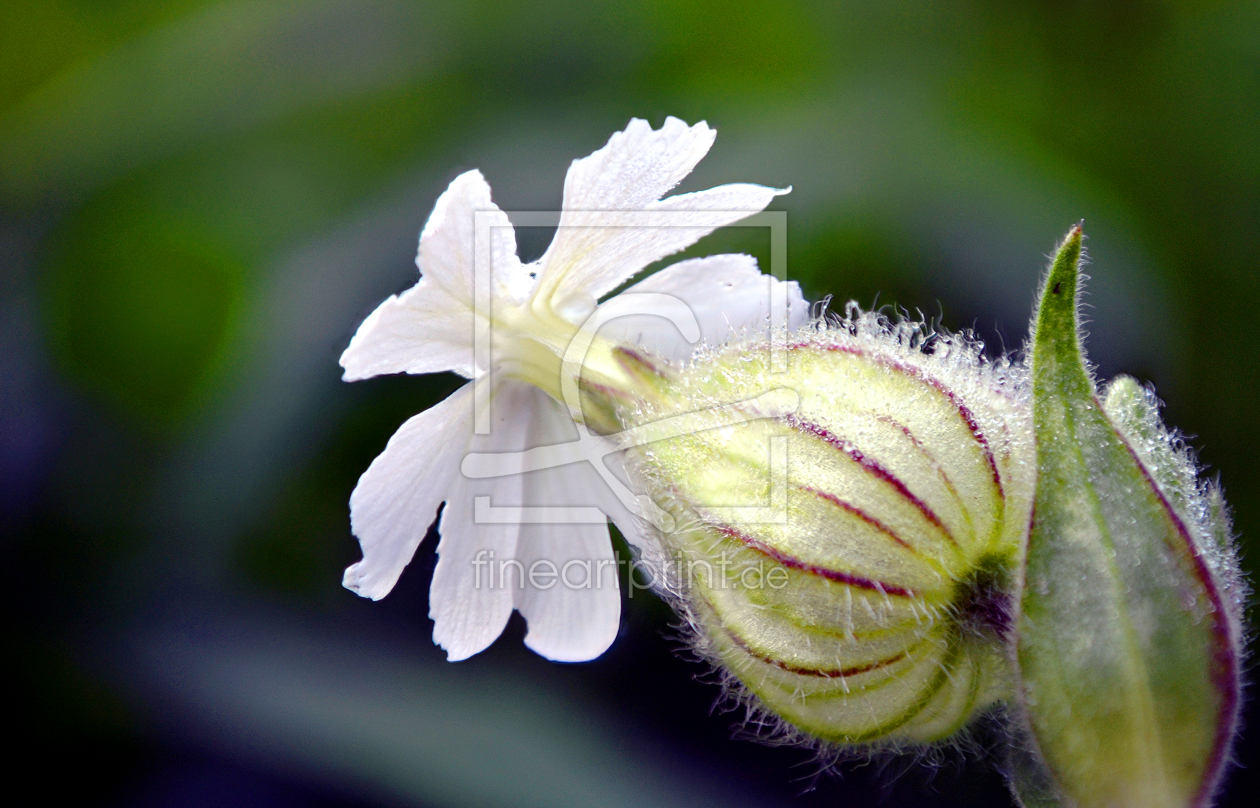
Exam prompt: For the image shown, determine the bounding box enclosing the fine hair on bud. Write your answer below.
[1101,375,1249,628]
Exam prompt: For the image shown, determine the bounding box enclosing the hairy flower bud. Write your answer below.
[1012,227,1244,808]
[608,309,1035,747]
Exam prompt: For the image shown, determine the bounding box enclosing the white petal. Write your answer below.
[340,170,527,381]
[562,117,716,212]
[534,117,787,313]
[340,280,476,380]
[599,254,809,361]
[429,381,538,661]
[514,520,620,662]
[343,382,475,600]
[512,396,624,662]
[416,169,526,306]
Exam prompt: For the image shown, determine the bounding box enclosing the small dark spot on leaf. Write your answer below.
[1052,282,1062,295]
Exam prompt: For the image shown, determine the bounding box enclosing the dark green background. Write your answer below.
[3,2,1256,806]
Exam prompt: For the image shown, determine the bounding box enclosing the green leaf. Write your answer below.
[1014,226,1240,808]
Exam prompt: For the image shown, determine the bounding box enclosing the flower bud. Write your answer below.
[612,310,1035,746]
[1012,227,1243,808]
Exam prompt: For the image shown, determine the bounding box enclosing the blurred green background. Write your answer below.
[3,1,1257,806]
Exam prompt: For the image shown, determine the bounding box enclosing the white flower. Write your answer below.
[340,117,806,662]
